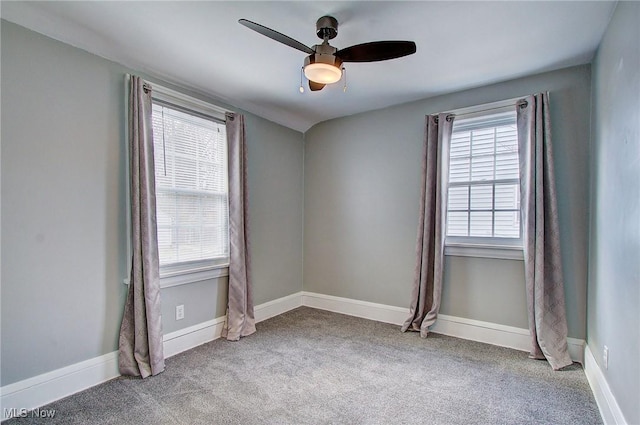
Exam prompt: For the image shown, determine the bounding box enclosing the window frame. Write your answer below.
[123,74,232,288]
[151,83,232,287]
[443,100,525,261]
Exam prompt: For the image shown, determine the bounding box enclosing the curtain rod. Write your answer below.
[439,98,529,122]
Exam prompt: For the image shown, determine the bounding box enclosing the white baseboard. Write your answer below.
[255,291,303,323]
[302,291,408,325]
[0,351,120,420]
[162,317,226,358]
[300,291,585,364]
[567,339,585,366]
[0,291,303,420]
[584,344,628,425]
[432,313,585,365]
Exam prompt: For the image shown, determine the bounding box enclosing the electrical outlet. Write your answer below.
[176,305,185,321]
[603,345,609,369]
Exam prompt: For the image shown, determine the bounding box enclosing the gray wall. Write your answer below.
[1,21,304,386]
[245,114,304,306]
[588,2,640,423]
[304,65,592,338]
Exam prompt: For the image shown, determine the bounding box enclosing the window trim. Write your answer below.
[123,75,233,287]
[443,97,526,259]
[445,243,524,261]
[160,262,230,288]
[151,83,228,122]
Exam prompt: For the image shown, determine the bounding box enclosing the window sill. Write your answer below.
[445,244,523,260]
[123,265,229,288]
[160,265,229,288]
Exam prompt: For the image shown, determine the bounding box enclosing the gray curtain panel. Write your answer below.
[517,93,572,370]
[118,76,165,378]
[402,114,454,337]
[222,112,256,341]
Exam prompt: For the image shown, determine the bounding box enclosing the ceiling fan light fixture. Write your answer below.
[304,52,343,85]
[304,62,342,84]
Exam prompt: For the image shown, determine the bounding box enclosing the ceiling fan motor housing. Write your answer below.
[316,16,338,40]
[305,43,342,68]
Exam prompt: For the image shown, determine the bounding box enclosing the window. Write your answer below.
[151,98,229,280]
[446,109,522,255]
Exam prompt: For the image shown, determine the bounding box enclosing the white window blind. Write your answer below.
[152,102,229,275]
[446,110,521,246]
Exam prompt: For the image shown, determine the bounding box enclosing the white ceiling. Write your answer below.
[1,1,616,132]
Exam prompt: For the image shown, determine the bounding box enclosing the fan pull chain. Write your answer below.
[342,67,347,92]
[299,67,305,93]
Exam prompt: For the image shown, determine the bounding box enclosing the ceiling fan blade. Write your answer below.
[309,81,326,91]
[239,19,314,55]
[337,41,416,63]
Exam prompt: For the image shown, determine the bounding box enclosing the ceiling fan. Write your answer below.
[239,16,417,92]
